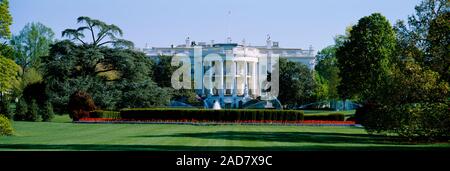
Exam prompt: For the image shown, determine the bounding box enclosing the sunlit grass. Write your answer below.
[0,115,449,151]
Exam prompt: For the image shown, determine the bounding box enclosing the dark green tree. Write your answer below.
[14,99,27,121]
[26,99,39,121]
[152,55,177,87]
[336,13,397,102]
[62,16,133,48]
[41,101,54,122]
[278,58,316,108]
[150,55,203,106]
[427,12,450,83]
[0,100,13,119]
[43,17,170,112]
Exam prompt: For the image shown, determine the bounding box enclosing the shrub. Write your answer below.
[90,110,120,119]
[22,81,48,107]
[0,100,14,119]
[0,115,13,136]
[395,103,450,141]
[303,113,345,121]
[119,108,304,122]
[25,100,39,121]
[362,102,450,141]
[68,91,96,121]
[14,99,28,121]
[41,101,54,122]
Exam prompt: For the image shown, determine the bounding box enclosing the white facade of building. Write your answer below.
[142,37,316,108]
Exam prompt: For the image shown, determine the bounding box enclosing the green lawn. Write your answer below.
[1,115,449,151]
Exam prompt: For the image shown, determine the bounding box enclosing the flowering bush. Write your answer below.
[0,115,13,136]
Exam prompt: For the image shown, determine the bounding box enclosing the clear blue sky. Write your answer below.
[10,0,421,51]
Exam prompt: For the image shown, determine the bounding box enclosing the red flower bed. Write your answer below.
[77,118,356,126]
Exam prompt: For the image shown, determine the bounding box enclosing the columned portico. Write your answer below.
[203,56,259,108]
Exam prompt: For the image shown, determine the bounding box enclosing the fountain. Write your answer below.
[212,101,221,110]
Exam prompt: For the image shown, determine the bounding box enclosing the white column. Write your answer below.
[209,61,213,96]
[244,61,248,88]
[252,61,257,96]
[220,60,224,97]
[232,61,237,97]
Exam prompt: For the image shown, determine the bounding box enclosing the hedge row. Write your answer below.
[119,108,304,121]
[303,113,345,121]
[90,110,121,119]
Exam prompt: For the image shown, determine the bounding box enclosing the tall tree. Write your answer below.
[43,17,169,112]
[152,55,177,87]
[278,58,316,108]
[315,46,340,100]
[394,0,449,80]
[0,0,13,60]
[10,22,55,75]
[62,16,133,48]
[395,0,449,52]
[427,12,450,83]
[0,0,12,40]
[336,13,397,102]
[314,27,350,101]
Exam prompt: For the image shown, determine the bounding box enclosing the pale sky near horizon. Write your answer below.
[10,0,421,51]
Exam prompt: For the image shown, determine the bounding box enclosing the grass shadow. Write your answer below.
[134,131,412,145]
[0,144,448,151]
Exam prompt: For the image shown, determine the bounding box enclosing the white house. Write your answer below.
[142,36,316,109]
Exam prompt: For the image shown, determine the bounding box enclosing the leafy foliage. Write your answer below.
[0,43,14,59]
[22,81,48,107]
[14,99,27,121]
[41,101,54,122]
[0,56,20,94]
[0,100,13,119]
[10,22,54,74]
[68,91,96,121]
[362,103,450,141]
[346,6,450,141]
[394,0,449,83]
[62,16,133,48]
[278,58,317,108]
[0,114,13,136]
[427,12,450,83]
[336,13,397,101]
[152,55,177,87]
[386,61,449,105]
[89,110,120,119]
[43,19,170,112]
[151,55,202,106]
[0,0,12,40]
[314,46,340,100]
[25,99,39,121]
